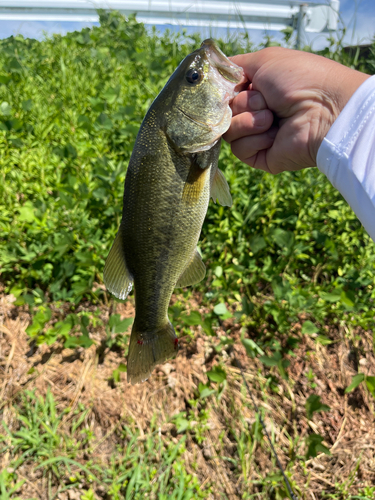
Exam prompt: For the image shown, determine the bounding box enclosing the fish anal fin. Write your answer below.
[176,250,206,288]
[127,322,178,385]
[211,167,232,207]
[103,225,133,300]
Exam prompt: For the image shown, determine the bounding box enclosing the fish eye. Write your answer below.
[186,68,202,85]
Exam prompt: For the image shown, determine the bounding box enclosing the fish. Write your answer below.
[103,39,243,384]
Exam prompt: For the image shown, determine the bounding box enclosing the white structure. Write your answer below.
[0,1,340,39]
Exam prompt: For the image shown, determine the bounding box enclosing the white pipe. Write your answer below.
[0,0,340,34]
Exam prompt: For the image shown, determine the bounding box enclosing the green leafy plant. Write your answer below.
[305,394,331,420]
[105,314,133,350]
[259,351,290,380]
[0,469,24,500]
[111,363,127,384]
[0,11,375,498]
[305,433,331,459]
[345,373,375,398]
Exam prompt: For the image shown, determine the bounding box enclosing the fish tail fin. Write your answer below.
[127,321,178,385]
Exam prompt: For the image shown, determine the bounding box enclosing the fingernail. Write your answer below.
[249,93,263,110]
[254,110,266,127]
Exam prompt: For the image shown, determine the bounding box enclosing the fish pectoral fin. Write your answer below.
[103,225,133,300]
[210,167,232,207]
[176,250,206,288]
[127,321,178,385]
[193,141,220,169]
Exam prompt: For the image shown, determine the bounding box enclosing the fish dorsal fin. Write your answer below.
[103,225,133,300]
[211,167,232,207]
[176,249,206,288]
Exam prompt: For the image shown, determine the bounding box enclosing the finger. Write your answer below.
[238,131,311,175]
[223,108,274,143]
[243,150,273,174]
[247,149,290,175]
[237,149,283,175]
[229,51,267,81]
[231,90,267,117]
[229,47,285,82]
[233,78,251,94]
[230,128,277,165]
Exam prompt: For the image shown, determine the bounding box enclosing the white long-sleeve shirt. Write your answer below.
[317,75,375,242]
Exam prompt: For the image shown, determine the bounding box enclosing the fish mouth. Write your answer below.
[176,105,230,131]
[200,39,244,86]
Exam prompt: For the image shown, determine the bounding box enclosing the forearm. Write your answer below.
[317,75,375,242]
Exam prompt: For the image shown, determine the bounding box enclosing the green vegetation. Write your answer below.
[1,9,375,499]
[1,10,375,370]
[0,390,205,499]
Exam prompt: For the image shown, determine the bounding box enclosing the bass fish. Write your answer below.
[104,39,243,384]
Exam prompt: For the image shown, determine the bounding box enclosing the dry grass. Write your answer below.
[1,291,375,499]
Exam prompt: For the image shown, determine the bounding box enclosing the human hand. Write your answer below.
[224,47,370,174]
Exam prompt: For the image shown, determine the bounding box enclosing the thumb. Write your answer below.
[229,51,265,82]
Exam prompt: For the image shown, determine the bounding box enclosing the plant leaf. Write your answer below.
[306,394,330,420]
[345,373,365,393]
[301,321,319,334]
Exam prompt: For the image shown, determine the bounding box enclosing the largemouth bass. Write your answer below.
[104,39,243,384]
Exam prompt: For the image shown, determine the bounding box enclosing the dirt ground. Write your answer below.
[1,291,375,499]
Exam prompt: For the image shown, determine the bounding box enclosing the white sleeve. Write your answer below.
[317,74,375,242]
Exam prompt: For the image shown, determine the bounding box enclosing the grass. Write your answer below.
[1,294,375,499]
[1,8,375,500]
[0,387,205,499]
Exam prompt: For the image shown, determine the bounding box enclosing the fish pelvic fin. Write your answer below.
[176,249,206,288]
[103,225,133,300]
[211,167,232,207]
[127,321,178,385]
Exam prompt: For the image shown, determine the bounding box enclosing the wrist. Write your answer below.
[334,67,370,116]
[312,66,370,162]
